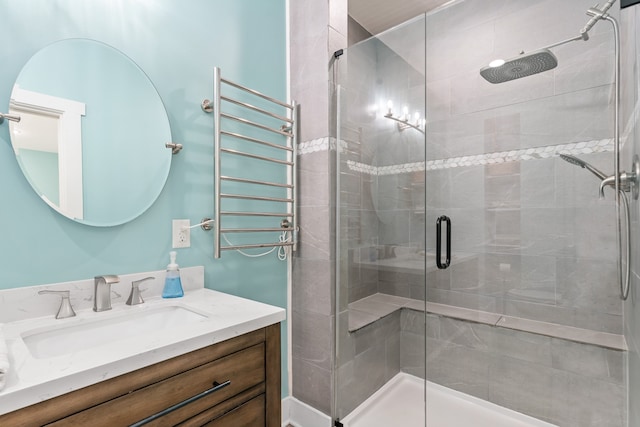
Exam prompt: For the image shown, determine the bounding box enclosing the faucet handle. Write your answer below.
[126,277,154,306]
[38,290,76,319]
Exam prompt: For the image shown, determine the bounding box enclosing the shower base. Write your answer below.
[340,373,556,427]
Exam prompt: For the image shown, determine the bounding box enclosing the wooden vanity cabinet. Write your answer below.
[0,323,281,427]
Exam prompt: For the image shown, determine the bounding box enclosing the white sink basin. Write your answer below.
[21,305,208,359]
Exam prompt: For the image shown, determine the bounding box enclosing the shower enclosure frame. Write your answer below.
[332,1,629,426]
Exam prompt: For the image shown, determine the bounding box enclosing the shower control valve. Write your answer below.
[599,156,640,200]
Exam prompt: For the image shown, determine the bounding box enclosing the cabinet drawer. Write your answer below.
[205,394,265,427]
[0,329,267,426]
[49,343,265,426]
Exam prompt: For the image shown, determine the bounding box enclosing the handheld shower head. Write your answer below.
[559,153,587,167]
[559,154,608,180]
[480,49,558,84]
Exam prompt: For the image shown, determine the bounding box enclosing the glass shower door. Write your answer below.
[334,15,427,427]
[422,1,625,425]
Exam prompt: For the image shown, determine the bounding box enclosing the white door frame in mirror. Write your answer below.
[10,85,85,219]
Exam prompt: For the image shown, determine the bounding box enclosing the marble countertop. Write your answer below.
[0,267,285,415]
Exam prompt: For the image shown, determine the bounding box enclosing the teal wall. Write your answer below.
[0,0,289,396]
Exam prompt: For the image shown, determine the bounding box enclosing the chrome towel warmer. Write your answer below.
[202,67,298,258]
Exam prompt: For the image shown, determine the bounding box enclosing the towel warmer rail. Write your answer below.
[203,67,298,258]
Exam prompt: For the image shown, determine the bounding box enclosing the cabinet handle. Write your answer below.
[129,380,231,426]
[436,215,451,270]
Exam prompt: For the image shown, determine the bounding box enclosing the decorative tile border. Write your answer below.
[297,137,347,155]
[297,137,332,155]
[344,138,612,175]
[299,137,614,175]
[426,138,614,170]
[377,161,426,175]
[344,160,376,175]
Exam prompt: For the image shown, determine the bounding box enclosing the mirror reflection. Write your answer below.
[8,39,172,226]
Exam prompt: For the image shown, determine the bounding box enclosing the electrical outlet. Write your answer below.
[172,219,190,248]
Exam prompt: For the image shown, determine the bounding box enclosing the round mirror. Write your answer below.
[8,39,172,226]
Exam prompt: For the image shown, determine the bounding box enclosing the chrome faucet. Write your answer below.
[94,275,119,312]
[126,277,154,306]
[38,290,76,319]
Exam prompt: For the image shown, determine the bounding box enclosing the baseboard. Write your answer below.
[282,396,332,427]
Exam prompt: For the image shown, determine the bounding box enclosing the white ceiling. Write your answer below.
[348,0,454,35]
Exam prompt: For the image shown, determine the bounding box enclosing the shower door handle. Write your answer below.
[436,215,451,270]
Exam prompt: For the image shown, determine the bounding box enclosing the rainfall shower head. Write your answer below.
[480,1,618,85]
[559,154,607,180]
[480,49,558,84]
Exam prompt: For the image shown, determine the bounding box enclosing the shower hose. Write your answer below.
[619,189,630,300]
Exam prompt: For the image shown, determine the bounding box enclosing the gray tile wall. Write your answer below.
[341,0,624,337]
[292,150,336,416]
[402,309,626,426]
[290,0,347,416]
[336,311,401,418]
[421,0,623,334]
[348,16,371,46]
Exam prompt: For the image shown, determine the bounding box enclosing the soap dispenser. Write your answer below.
[162,251,184,298]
